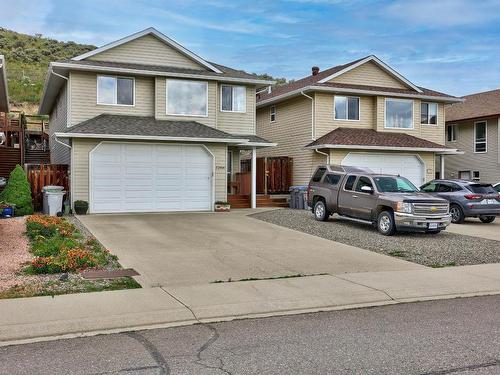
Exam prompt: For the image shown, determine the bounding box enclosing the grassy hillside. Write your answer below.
[0,28,95,107]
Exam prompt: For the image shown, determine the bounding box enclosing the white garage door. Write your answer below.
[342,153,424,187]
[90,143,212,213]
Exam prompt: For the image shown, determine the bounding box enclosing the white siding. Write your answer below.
[48,83,70,164]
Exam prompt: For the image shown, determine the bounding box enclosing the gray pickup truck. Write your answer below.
[307,165,452,235]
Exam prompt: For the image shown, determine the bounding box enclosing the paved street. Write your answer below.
[1,296,499,375]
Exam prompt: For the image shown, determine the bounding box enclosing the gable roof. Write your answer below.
[72,27,222,73]
[317,55,421,92]
[446,89,500,123]
[305,127,452,152]
[257,55,462,106]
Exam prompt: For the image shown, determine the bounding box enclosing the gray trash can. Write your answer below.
[289,186,308,209]
[42,186,65,216]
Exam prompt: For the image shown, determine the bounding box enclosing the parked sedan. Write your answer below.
[420,179,500,224]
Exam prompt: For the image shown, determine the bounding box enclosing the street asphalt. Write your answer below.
[0,295,499,374]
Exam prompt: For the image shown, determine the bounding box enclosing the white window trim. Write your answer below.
[166,79,209,117]
[384,98,414,130]
[96,75,136,107]
[333,95,360,121]
[474,121,488,153]
[421,102,438,126]
[220,84,246,113]
[447,124,458,142]
[270,105,276,123]
[472,170,480,181]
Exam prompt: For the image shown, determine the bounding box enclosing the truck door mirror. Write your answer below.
[361,185,373,194]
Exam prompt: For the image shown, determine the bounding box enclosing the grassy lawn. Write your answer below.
[0,215,141,299]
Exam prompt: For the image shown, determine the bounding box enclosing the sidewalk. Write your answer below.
[1,264,500,346]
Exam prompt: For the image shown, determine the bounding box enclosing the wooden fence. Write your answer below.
[26,164,69,211]
[0,147,21,178]
[241,156,293,194]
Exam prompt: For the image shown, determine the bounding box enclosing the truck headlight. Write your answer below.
[396,202,413,214]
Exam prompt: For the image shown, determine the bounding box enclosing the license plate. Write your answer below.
[428,223,438,230]
[481,199,497,205]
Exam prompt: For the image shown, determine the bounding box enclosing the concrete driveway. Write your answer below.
[78,209,422,288]
[447,218,500,241]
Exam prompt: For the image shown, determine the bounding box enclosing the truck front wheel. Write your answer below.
[377,211,396,236]
[313,200,329,221]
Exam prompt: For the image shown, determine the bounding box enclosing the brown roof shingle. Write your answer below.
[445,89,500,122]
[257,55,458,104]
[306,128,449,150]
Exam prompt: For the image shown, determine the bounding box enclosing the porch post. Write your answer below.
[251,147,257,209]
[440,155,445,179]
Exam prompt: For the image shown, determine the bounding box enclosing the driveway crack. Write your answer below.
[333,274,396,301]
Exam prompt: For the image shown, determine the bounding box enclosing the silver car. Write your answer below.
[420,179,500,223]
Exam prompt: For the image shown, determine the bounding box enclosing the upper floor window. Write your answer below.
[474,121,487,153]
[221,85,246,112]
[334,96,359,121]
[166,79,208,117]
[270,106,276,123]
[446,124,457,142]
[421,102,437,125]
[97,75,134,106]
[385,99,413,129]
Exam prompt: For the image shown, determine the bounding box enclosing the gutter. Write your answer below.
[257,85,464,108]
[305,144,461,153]
[315,149,330,163]
[55,132,252,145]
[50,62,275,86]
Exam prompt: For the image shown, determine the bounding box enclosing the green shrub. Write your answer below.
[25,257,64,274]
[31,235,81,257]
[0,165,33,216]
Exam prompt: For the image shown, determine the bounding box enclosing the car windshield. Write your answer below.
[374,176,418,193]
[466,184,497,194]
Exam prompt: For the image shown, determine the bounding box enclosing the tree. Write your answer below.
[0,165,34,216]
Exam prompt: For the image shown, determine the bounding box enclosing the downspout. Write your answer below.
[300,91,315,140]
[315,149,330,164]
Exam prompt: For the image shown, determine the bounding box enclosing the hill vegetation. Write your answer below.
[0,28,95,108]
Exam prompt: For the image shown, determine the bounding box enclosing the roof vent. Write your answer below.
[312,66,320,76]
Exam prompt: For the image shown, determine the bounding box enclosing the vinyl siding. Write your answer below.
[256,96,325,185]
[87,34,206,70]
[155,77,216,128]
[329,149,436,182]
[217,85,256,135]
[444,118,500,183]
[328,61,409,89]
[375,97,446,145]
[315,93,375,138]
[71,139,227,207]
[48,83,70,164]
[69,71,154,126]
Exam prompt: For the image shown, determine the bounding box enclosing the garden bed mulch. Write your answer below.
[0,215,141,299]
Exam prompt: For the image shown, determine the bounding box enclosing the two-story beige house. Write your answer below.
[256,55,462,188]
[39,28,274,213]
[444,89,500,184]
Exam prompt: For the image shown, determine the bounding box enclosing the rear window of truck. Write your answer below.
[325,174,341,185]
[311,168,327,182]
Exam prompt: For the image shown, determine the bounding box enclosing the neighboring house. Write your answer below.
[256,55,462,188]
[444,89,500,184]
[39,28,274,213]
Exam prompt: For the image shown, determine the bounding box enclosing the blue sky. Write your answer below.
[3,0,500,96]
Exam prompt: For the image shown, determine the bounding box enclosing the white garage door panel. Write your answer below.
[90,143,213,213]
[341,153,424,186]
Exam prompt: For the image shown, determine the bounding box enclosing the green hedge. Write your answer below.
[0,165,33,216]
